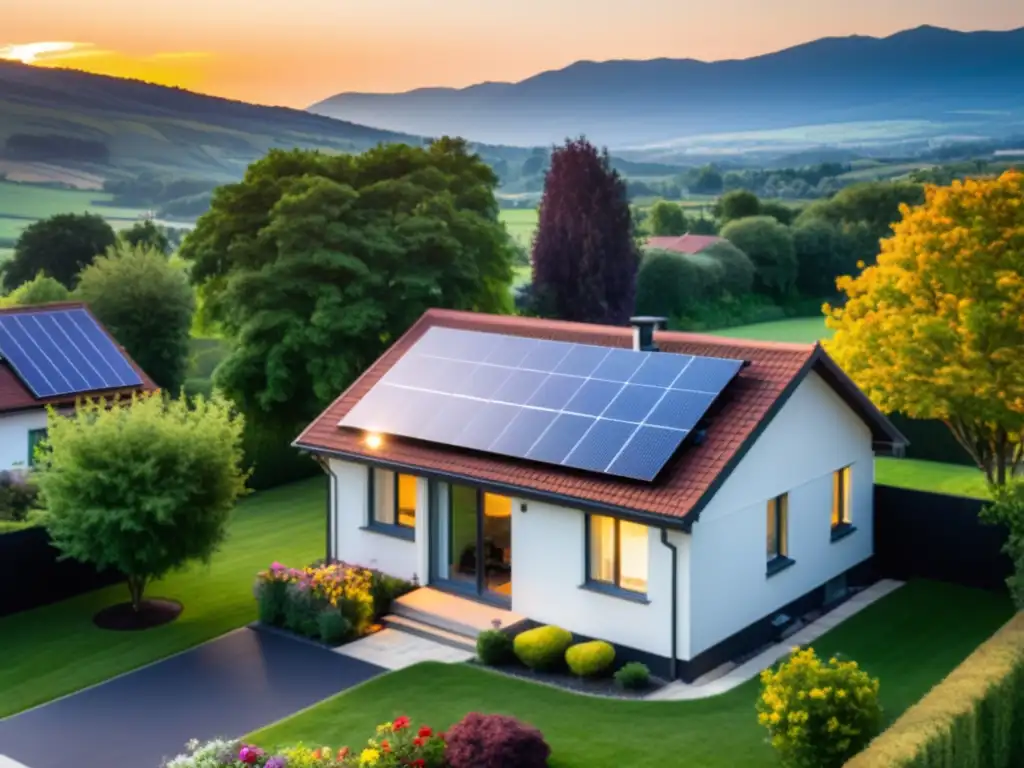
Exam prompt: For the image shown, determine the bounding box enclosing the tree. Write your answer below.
[714,190,761,223]
[702,240,756,296]
[180,139,515,427]
[796,181,925,244]
[760,200,797,226]
[119,219,171,254]
[35,393,247,612]
[531,138,639,325]
[0,272,70,308]
[825,171,1024,487]
[981,482,1024,607]
[3,213,116,290]
[647,200,689,236]
[690,165,724,195]
[74,242,195,394]
[721,216,797,298]
[688,215,719,235]
[792,219,847,297]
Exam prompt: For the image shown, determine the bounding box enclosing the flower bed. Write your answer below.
[166,713,549,767]
[254,561,414,647]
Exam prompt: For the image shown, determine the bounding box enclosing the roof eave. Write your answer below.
[292,440,692,531]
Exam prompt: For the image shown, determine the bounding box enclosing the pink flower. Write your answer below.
[238,745,263,764]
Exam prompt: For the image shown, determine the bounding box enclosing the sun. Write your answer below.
[0,42,80,65]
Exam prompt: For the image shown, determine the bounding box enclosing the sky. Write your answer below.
[1,0,1022,108]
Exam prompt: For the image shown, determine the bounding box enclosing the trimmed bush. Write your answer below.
[255,578,288,626]
[283,582,321,638]
[845,612,1024,768]
[369,570,417,620]
[614,661,651,691]
[635,248,726,319]
[513,625,573,671]
[702,240,756,296]
[477,628,515,666]
[758,647,883,768]
[445,712,551,768]
[565,640,615,677]
[318,608,352,645]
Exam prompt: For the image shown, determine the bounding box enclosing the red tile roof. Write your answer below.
[0,302,157,414]
[645,234,725,255]
[296,310,844,526]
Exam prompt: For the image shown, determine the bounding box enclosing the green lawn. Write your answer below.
[500,208,537,246]
[0,246,13,263]
[0,180,144,220]
[0,476,325,718]
[876,457,989,499]
[250,580,1012,768]
[708,316,831,344]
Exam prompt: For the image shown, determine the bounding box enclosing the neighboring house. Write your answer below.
[0,303,156,471]
[295,309,907,682]
[644,234,725,255]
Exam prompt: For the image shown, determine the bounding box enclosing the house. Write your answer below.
[294,309,907,682]
[644,234,725,255]
[0,303,156,471]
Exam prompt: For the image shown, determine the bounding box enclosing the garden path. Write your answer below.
[0,627,383,768]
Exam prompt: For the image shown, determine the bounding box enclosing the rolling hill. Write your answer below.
[310,25,1024,151]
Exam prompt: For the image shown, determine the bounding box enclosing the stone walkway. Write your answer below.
[336,628,474,670]
[645,579,905,701]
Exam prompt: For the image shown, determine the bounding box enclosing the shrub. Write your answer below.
[255,578,289,626]
[513,625,573,671]
[369,570,416,620]
[757,647,883,768]
[0,470,40,522]
[702,240,756,296]
[721,215,797,298]
[337,716,447,768]
[477,629,515,666]
[635,249,725,319]
[845,612,1024,768]
[565,640,615,677]
[318,608,352,646]
[283,582,322,638]
[614,661,651,691]
[445,712,550,768]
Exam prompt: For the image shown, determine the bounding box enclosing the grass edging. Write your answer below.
[846,611,1024,767]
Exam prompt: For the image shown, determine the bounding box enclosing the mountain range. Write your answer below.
[310,25,1024,151]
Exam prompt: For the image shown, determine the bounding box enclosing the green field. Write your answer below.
[708,316,831,344]
[0,180,144,220]
[500,208,537,246]
[252,581,1011,768]
[0,477,325,718]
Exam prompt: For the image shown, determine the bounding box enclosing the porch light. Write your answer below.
[365,432,383,449]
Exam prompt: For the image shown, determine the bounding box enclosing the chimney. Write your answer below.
[630,316,668,352]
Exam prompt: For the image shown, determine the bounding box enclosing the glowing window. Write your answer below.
[588,514,649,594]
[371,468,417,530]
[767,493,788,561]
[832,467,851,528]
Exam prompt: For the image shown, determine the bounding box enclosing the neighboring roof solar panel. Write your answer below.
[339,327,745,482]
[0,308,143,398]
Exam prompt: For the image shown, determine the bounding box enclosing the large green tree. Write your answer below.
[721,215,797,298]
[714,190,761,223]
[75,242,195,393]
[180,139,515,426]
[119,219,171,255]
[35,393,247,611]
[3,213,116,290]
[647,200,688,236]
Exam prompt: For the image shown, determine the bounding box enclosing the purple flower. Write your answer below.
[265,757,287,768]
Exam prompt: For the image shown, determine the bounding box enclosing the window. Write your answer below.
[370,468,417,531]
[587,515,649,595]
[766,493,788,562]
[27,428,47,467]
[832,467,851,528]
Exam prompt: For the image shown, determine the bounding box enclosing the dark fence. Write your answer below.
[874,484,1011,591]
[888,413,974,467]
[0,526,123,618]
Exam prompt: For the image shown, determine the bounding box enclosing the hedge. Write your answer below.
[845,612,1024,768]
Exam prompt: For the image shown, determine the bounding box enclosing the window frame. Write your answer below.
[365,466,416,540]
[831,465,856,542]
[582,514,650,603]
[766,492,794,576]
[27,428,48,468]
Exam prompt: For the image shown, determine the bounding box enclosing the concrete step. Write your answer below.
[391,600,486,639]
[383,614,478,653]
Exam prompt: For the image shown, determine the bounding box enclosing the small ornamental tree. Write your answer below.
[758,647,883,768]
[825,171,1024,487]
[531,137,639,325]
[35,393,248,612]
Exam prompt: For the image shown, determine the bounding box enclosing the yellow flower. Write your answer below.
[809,688,826,700]
[376,722,393,734]
[769,711,782,725]
[827,717,840,733]
[836,689,847,699]
[360,747,380,766]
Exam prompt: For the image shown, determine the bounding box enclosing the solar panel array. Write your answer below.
[339,327,745,482]
[0,308,143,398]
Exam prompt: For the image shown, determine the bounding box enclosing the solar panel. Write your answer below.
[339,327,745,482]
[0,308,143,398]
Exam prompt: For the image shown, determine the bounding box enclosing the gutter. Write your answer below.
[315,456,339,563]
[660,528,679,680]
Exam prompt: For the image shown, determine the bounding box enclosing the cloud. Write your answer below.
[0,41,87,64]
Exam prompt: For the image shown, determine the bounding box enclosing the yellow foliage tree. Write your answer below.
[825,170,1024,487]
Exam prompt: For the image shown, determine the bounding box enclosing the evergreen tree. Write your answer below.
[531,138,639,325]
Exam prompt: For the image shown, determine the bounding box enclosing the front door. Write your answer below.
[430,481,512,604]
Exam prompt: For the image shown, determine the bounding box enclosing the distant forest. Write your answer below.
[4,134,110,164]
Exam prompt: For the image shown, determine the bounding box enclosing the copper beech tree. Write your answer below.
[825,170,1024,487]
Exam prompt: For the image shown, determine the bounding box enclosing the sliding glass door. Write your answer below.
[430,481,512,603]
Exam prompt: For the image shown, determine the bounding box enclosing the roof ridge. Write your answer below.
[0,301,87,316]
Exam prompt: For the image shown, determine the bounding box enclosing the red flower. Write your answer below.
[381,739,391,753]
[411,761,425,768]
[338,746,350,758]
[412,737,423,747]
[393,716,411,731]
[417,726,433,738]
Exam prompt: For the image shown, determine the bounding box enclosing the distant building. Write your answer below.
[644,234,725,255]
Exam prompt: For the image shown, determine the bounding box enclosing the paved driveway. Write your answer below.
[0,627,384,768]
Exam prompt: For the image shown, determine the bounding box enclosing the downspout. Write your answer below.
[660,528,679,680]
[316,456,339,564]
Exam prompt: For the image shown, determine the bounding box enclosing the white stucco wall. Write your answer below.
[0,409,48,471]
[328,458,427,583]
[687,370,875,658]
[510,498,688,658]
